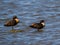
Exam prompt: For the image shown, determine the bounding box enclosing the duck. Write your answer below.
[4,15,19,30]
[29,20,45,31]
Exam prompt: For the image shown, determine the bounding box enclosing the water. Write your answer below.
[0,0,60,45]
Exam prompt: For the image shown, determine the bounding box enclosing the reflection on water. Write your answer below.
[0,0,60,45]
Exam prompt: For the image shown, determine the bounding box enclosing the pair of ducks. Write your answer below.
[4,16,45,31]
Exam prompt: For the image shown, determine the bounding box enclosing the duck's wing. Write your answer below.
[4,20,15,26]
[29,23,39,28]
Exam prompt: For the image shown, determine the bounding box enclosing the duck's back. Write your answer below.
[4,20,16,26]
[30,23,44,29]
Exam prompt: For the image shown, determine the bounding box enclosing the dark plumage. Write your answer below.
[29,20,45,31]
[4,16,19,30]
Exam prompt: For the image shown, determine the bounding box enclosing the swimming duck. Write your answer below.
[4,16,19,30]
[29,20,45,31]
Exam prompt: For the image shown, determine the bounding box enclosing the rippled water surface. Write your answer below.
[0,0,60,45]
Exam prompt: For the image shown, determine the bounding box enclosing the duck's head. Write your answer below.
[13,16,17,19]
[13,16,19,23]
[40,20,44,23]
[40,20,45,26]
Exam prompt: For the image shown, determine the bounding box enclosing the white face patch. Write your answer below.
[15,18,19,23]
[41,23,45,26]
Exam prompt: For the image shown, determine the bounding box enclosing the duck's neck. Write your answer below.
[41,22,45,26]
[14,18,19,23]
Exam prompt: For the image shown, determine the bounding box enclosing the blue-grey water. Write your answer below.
[0,0,60,45]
